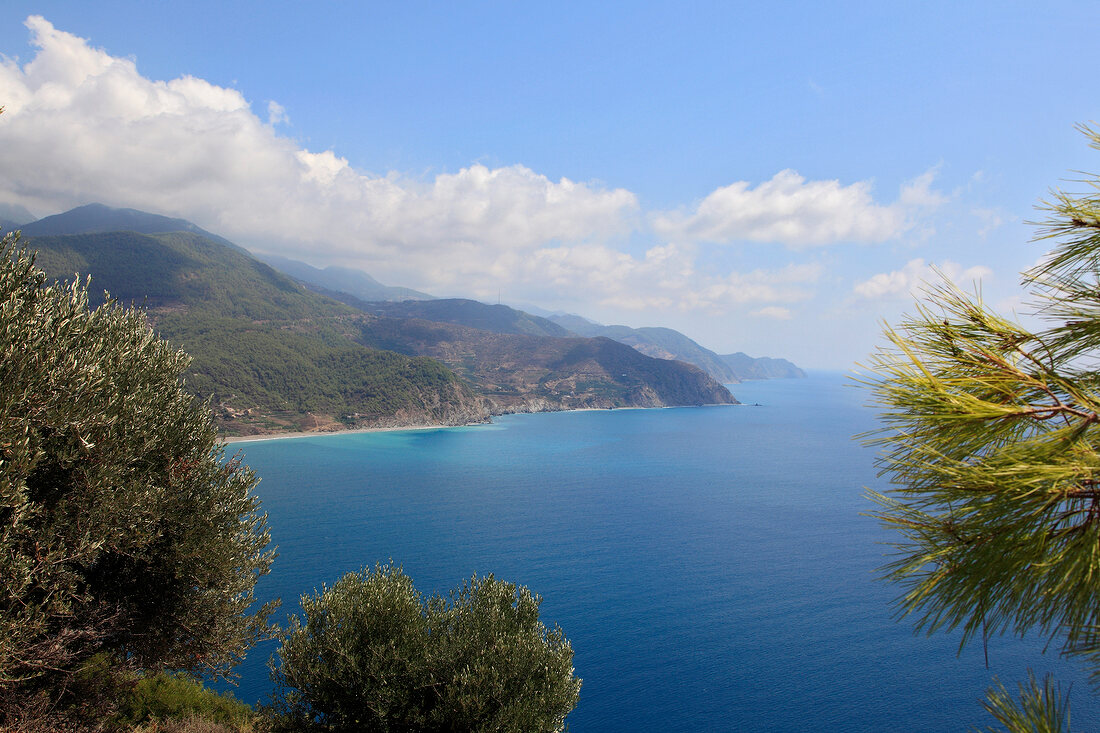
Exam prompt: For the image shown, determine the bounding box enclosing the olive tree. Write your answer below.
[0,233,276,717]
[270,564,580,732]
[862,128,1100,729]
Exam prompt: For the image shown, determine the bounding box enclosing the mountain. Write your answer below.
[548,315,738,382]
[353,317,735,412]
[343,300,736,408]
[25,229,489,435]
[358,298,574,338]
[719,352,805,380]
[20,203,248,253]
[20,205,736,432]
[258,254,435,302]
[0,202,35,234]
[548,314,804,383]
[241,249,793,386]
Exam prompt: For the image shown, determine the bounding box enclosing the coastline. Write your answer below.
[222,421,470,444]
[220,401,747,445]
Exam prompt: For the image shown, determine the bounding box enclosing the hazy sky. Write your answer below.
[2,2,1099,369]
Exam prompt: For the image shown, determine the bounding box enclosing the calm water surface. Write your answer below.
[227,373,1100,731]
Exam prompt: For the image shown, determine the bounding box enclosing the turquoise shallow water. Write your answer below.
[226,373,1100,730]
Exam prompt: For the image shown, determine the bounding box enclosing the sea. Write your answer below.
[223,372,1100,731]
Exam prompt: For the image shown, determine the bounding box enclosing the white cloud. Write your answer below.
[751,306,794,320]
[852,258,992,299]
[972,207,1007,238]
[898,167,948,208]
[499,243,819,312]
[0,17,639,290]
[267,100,288,126]
[0,17,948,320]
[652,168,944,248]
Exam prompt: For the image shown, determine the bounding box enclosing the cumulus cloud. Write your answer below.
[972,207,1007,238]
[266,100,288,126]
[751,306,794,320]
[898,167,948,208]
[852,258,992,299]
[0,17,638,286]
[652,168,945,248]
[0,17,942,317]
[499,243,819,313]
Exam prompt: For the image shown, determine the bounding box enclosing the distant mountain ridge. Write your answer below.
[346,300,804,384]
[719,352,805,380]
[353,315,733,412]
[26,229,490,435]
[19,203,248,252]
[548,315,739,383]
[0,202,36,231]
[17,204,737,433]
[358,299,574,338]
[549,314,803,383]
[259,253,435,302]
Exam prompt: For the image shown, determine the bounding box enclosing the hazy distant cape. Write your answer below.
[547,314,804,383]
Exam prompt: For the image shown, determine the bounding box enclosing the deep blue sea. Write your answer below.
[225,372,1100,731]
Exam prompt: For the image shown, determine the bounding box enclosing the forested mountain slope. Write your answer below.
[354,316,736,411]
[27,230,489,435]
[356,298,573,338]
[20,206,737,432]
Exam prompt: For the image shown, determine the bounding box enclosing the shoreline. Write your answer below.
[220,401,746,445]
[222,421,470,444]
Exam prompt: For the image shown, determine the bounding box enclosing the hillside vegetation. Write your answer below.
[270,257,804,384]
[21,206,736,433]
[355,315,736,411]
[28,230,489,435]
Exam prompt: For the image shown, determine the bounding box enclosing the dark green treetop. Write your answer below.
[270,564,580,732]
[0,232,275,716]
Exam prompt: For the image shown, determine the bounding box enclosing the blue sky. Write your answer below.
[2,2,1099,369]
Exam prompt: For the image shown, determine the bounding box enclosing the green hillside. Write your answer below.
[26,230,488,435]
[357,298,573,338]
[353,316,737,410]
[20,205,737,431]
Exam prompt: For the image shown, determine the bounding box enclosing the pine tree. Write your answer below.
[862,127,1100,730]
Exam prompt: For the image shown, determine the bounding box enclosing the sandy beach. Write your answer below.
[221,422,474,444]
[219,401,748,444]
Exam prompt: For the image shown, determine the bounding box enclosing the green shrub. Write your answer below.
[118,672,256,728]
[270,565,580,732]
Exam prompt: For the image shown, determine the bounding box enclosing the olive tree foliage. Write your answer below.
[862,128,1100,729]
[270,564,580,732]
[0,233,276,703]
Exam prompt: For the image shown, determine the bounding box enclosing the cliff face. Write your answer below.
[217,377,492,436]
